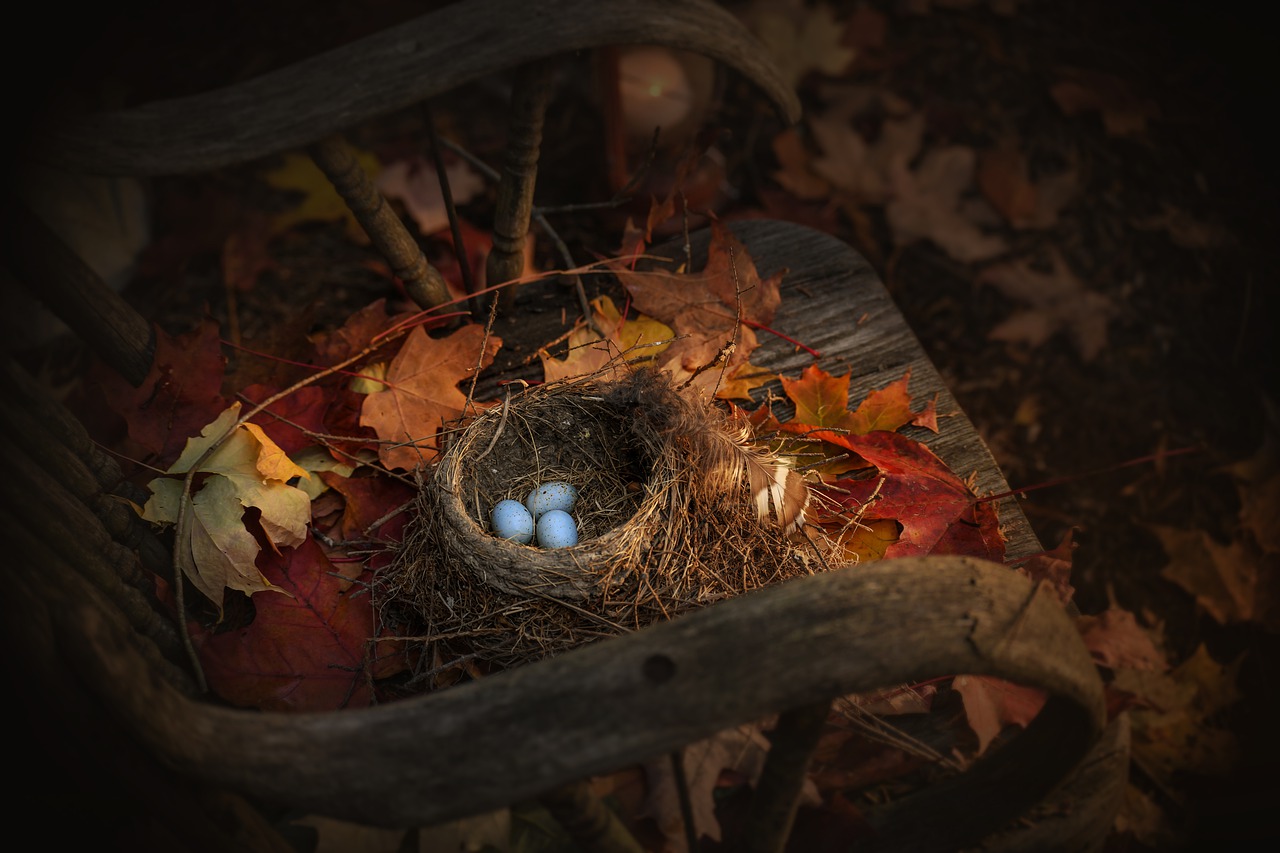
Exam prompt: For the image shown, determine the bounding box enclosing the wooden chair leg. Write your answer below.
[2,200,154,386]
[486,58,558,313]
[742,699,833,853]
[309,133,451,311]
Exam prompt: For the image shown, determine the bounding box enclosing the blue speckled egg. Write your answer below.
[490,499,534,544]
[536,509,578,549]
[525,481,578,519]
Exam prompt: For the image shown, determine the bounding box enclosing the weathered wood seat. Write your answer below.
[1,2,1126,850]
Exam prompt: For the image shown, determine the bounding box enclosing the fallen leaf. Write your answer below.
[143,403,311,604]
[886,145,1010,263]
[1076,608,1168,672]
[781,365,927,435]
[320,471,416,543]
[1050,68,1160,137]
[241,383,334,456]
[643,723,820,851]
[221,218,281,293]
[291,445,360,501]
[540,295,674,384]
[1223,400,1280,555]
[359,323,502,470]
[1113,784,1179,849]
[192,537,405,711]
[612,220,783,398]
[952,674,1047,756]
[309,297,419,366]
[263,148,382,240]
[1130,204,1231,250]
[780,363,861,431]
[1112,644,1244,787]
[743,0,856,90]
[376,154,485,236]
[771,126,831,201]
[809,110,925,205]
[808,430,1001,560]
[1151,524,1280,632]
[1014,527,1077,606]
[978,135,1078,230]
[976,248,1117,361]
[96,318,229,466]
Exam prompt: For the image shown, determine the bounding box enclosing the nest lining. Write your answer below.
[379,366,814,676]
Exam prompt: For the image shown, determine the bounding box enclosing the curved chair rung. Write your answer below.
[27,0,802,177]
[60,554,1104,852]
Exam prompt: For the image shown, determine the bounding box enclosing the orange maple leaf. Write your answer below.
[780,364,859,430]
[781,364,926,435]
[359,324,501,471]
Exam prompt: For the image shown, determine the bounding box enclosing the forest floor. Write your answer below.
[5,0,1278,850]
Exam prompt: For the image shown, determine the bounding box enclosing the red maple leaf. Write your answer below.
[815,431,1004,560]
[191,537,405,712]
[241,383,333,456]
[96,318,228,466]
[320,470,416,545]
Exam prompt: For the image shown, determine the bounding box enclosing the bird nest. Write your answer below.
[380,366,814,676]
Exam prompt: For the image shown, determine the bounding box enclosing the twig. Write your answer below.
[473,387,512,463]
[421,101,478,317]
[466,292,500,415]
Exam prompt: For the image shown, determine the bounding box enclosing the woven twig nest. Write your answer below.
[382,366,813,673]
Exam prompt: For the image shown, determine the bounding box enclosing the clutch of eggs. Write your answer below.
[489,482,579,549]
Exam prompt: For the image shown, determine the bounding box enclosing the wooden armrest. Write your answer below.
[56,553,1102,851]
[26,0,800,177]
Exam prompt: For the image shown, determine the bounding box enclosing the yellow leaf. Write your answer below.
[291,446,361,500]
[168,403,242,474]
[145,404,312,604]
[594,295,673,359]
[714,361,778,402]
[241,422,309,482]
[349,361,389,394]
[142,476,184,524]
[540,295,674,383]
[188,475,287,601]
[263,149,382,239]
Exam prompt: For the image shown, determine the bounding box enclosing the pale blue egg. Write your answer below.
[490,499,534,544]
[525,481,578,519]
[536,509,578,549]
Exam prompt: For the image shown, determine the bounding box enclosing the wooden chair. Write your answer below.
[1,2,1127,850]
